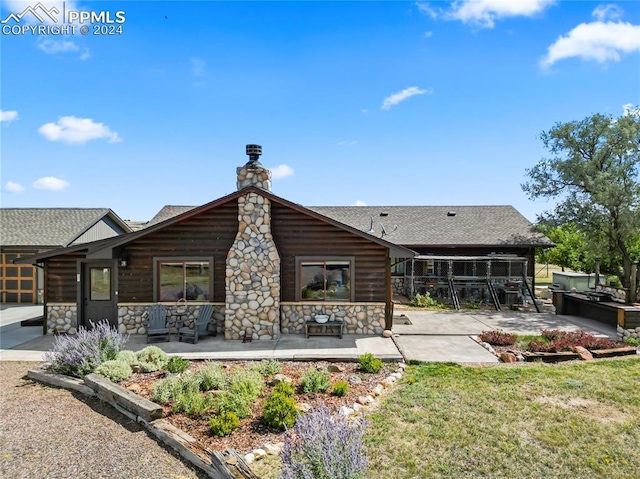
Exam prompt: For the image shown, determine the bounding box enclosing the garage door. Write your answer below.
[1,253,36,304]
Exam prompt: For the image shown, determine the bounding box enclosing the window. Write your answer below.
[90,267,111,301]
[298,258,352,301]
[391,259,406,276]
[155,259,212,302]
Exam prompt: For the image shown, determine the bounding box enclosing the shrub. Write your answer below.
[172,390,216,415]
[478,330,516,346]
[527,330,625,352]
[252,359,282,377]
[151,376,184,403]
[136,346,168,372]
[263,390,298,430]
[214,391,253,419]
[332,380,349,397]
[409,292,439,308]
[624,337,640,347]
[44,320,129,378]
[280,403,367,479]
[358,353,383,374]
[300,368,330,394]
[467,299,482,310]
[229,369,264,399]
[150,373,201,404]
[95,359,133,382]
[273,381,296,397]
[195,362,229,391]
[165,356,190,374]
[209,411,240,437]
[115,350,139,366]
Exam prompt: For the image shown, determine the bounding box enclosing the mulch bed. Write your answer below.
[120,360,390,454]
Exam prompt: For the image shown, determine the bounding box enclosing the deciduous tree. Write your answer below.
[523,110,640,302]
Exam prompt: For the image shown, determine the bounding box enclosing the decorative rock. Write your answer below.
[327,364,344,373]
[253,449,267,460]
[352,403,364,412]
[365,395,374,404]
[391,372,403,380]
[244,453,255,464]
[348,375,362,384]
[339,406,354,416]
[500,352,517,363]
[263,443,283,455]
[382,329,393,338]
[372,385,384,396]
[573,346,594,361]
[397,362,407,370]
[481,342,496,355]
[356,396,368,406]
[298,402,312,413]
[383,376,397,385]
[269,374,292,386]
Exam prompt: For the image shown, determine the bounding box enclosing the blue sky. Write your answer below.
[1,0,639,223]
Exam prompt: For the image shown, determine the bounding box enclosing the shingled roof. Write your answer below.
[308,206,552,248]
[146,204,551,248]
[0,208,130,247]
[146,205,196,227]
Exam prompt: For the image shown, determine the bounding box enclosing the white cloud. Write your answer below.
[0,110,18,123]
[381,86,431,110]
[270,164,294,179]
[361,109,369,115]
[337,140,358,146]
[4,181,24,193]
[417,0,555,29]
[33,177,70,191]
[424,30,433,37]
[592,4,624,22]
[38,39,79,54]
[38,116,122,144]
[79,48,91,61]
[353,200,368,206]
[540,21,640,68]
[190,57,206,77]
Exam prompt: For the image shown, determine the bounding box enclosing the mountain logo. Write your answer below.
[1,3,60,24]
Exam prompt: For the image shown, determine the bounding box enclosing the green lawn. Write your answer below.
[365,359,640,479]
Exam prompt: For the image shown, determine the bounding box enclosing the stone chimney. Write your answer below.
[225,145,281,340]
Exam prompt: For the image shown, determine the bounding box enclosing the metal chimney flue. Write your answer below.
[245,144,262,166]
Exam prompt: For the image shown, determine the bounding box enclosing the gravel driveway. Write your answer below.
[0,362,208,479]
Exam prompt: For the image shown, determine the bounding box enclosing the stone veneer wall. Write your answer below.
[47,304,77,334]
[280,302,386,335]
[117,303,224,335]
[617,325,640,341]
[225,165,281,341]
[391,277,405,296]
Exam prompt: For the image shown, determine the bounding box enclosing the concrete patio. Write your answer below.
[0,305,624,364]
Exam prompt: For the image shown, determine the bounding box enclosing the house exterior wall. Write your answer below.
[71,217,125,245]
[271,203,388,302]
[280,302,385,335]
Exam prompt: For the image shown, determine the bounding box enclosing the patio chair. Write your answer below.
[144,303,170,343]
[177,304,214,344]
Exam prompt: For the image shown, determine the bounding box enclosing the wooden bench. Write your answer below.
[305,319,344,339]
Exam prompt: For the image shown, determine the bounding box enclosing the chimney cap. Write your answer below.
[246,144,262,166]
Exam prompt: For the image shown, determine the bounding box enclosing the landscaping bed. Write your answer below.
[119,359,391,454]
[476,329,638,363]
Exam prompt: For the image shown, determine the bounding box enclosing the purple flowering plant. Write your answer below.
[44,320,129,378]
[280,403,367,479]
